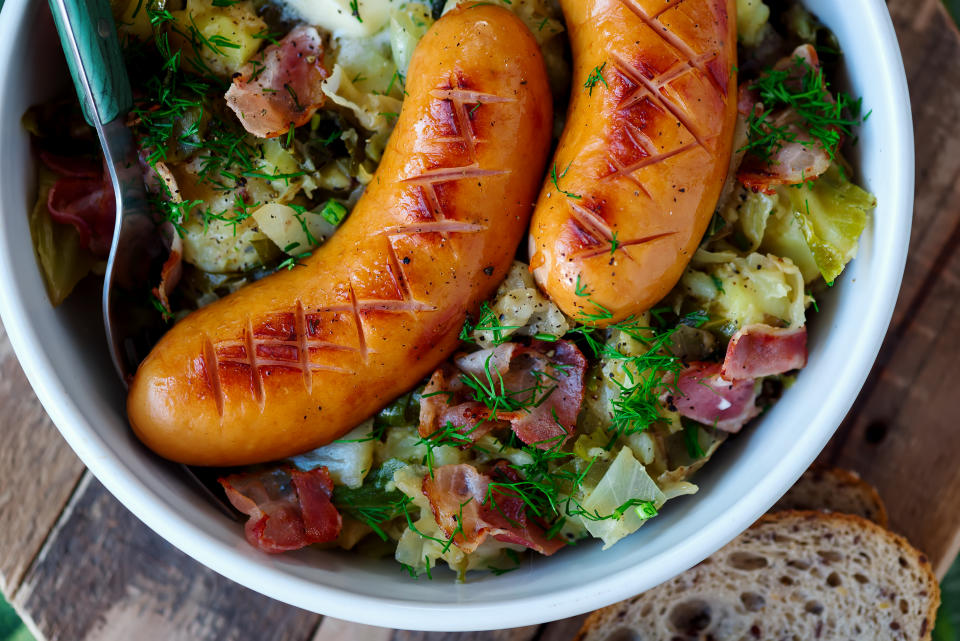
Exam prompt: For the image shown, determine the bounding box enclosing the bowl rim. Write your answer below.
[0,0,914,631]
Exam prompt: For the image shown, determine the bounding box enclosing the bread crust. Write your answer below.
[576,510,940,641]
[529,0,738,325]
[775,465,889,527]
[127,6,553,465]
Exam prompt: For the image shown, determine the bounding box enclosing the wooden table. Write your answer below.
[1,1,959,639]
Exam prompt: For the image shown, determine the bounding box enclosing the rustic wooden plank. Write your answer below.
[392,627,540,641]
[12,473,322,641]
[820,0,960,579]
[0,319,86,597]
[312,619,393,641]
[536,616,587,641]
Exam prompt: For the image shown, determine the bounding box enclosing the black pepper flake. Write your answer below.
[483,266,494,276]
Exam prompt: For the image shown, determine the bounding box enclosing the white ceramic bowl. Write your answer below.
[0,0,912,631]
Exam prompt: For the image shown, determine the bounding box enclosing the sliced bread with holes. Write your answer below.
[774,466,889,526]
[575,511,940,641]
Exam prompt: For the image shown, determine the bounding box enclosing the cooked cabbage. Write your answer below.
[321,64,403,134]
[572,446,666,549]
[728,188,778,253]
[469,261,569,347]
[282,0,394,38]
[288,420,376,488]
[376,425,466,468]
[736,0,770,47]
[252,202,338,256]
[682,252,807,331]
[765,165,876,284]
[390,3,434,76]
[169,0,266,77]
[29,167,99,306]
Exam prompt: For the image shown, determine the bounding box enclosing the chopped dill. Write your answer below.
[584,61,608,96]
[741,56,865,166]
[550,162,581,200]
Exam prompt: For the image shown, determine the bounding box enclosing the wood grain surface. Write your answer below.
[818,0,960,580]
[0,323,85,596]
[0,1,957,640]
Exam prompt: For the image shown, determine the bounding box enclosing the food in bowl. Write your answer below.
[26,0,876,579]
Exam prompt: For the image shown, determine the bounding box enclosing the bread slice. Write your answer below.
[576,511,940,641]
[774,466,889,526]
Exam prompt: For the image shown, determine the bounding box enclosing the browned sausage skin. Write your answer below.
[127,5,553,466]
[529,0,738,325]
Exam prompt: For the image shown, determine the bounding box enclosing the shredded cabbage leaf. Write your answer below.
[769,165,876,284]
[29,166,99,306]
[573,447,666,549]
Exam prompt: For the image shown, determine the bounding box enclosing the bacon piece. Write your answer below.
[46,174,115,258]
[738,45,833,193]
[721,324,808,380]
[422,463,565,556]
[419,340,587,449]
[501,340,587,447]
[738,135,831,193]
[219,465,341,554]
[151,230,183,315]
[778,44,820,72]
[39,150,100,178]
[225,26,329,139]
[664,362,760,434]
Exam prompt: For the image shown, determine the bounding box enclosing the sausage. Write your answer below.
[127,5,553,466]
[528,0,737,325]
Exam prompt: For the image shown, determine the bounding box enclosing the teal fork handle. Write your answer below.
[48,0,132,125]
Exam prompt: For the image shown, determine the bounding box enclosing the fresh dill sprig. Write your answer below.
[584,61,608,96]
[550,162,581,200]
[741,56,866,165]
[459,301,521,345]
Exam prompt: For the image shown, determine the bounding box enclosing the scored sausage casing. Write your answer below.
[529,0,738,325]
[127,5,553,466]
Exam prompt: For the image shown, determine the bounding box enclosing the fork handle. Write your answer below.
[48,0,132,126]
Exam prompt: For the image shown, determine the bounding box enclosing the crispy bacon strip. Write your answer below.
[219,465,341,553]
[422,463,565,556]
[721,324,808,380]
[46,174,115,258]
[225,26,329,139]
[151,230,183,315]
[419,340,587,449]
[664,362,760,434]
[738,45,833,193]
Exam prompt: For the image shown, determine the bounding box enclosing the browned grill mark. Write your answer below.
[381,221,486,235]
[571,230,678,260]
[208,78,508,397]
[402,164,508,185]
[203,335,224,417]
[385,240,418,322]
[245,317,264,406]
[295,300,311,394]
[568,201,678,263]
[429,89,514,104]
[619,0,715,86]
[569,200,616,245]
[347,284,368,361]
[620,0,727,93]
[611,52,707,146]
[605,139,700,182]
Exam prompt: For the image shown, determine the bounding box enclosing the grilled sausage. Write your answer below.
[127,5,553,466]
[528,0,737,324]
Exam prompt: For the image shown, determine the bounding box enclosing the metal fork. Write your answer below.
[48,0,239,520]
[47,0,167,383]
